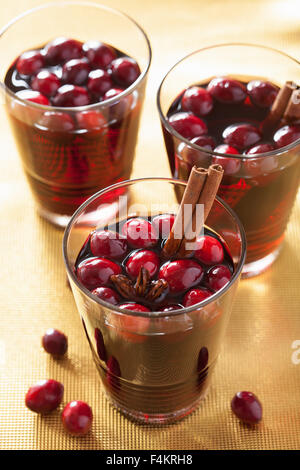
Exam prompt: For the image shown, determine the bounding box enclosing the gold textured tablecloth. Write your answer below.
[0,0,300,451]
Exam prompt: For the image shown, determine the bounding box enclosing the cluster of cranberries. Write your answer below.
[25,328,92,436]
[168,77,300,168]
[75,214,233,313]
[12,37,140,130]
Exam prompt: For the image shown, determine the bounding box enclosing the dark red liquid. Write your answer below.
[163,79,300,266]
[5,42,144,221]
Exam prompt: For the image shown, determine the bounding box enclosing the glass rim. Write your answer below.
[156,42,300,160]
[0,0,152,112]
[62,176,247,318]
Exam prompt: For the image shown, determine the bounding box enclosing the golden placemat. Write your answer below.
[0,0,300,451]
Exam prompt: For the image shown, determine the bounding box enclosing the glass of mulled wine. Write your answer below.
[0,2,151,227]
[157,44,300,278]
[63,177,246,424]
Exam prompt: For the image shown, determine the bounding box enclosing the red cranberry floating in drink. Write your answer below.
[25,379,64,413]
[90,230,128,259]
[119,302,150,313]
[125,249,160,279]
[158,304,183,312]
[62,58,90,86]
[273,124,300,148]
[191,135,216,151]
[231,391,262,424]
[42,328,68,356]
[207,77,247,104]
[16,50,45,76]
[94,327,106,361]
[183,288,212,307]
[76,110,107,130]
[214,144,239,155]
[194,235,224,265]
[181,86,213,116]
[38,111,75,132]
[159,259,203,294]
[223,123,262,150]
[16,89,50,106]
[52,84,90,107]
[152,214,176,238]
[212,145,241,175]
[31,70,61,97]
[206,265,231,291]
[111,57,141,87]
[82,40,117,69]
[87,69,113,98]
[247,80,279,108]
[44,37,83,65]
[76,257,122,290]
[62,401,93,435]
[122,218,158,249]
[92,286,120,305]
[246,143,276,155]
[168,112,207,139]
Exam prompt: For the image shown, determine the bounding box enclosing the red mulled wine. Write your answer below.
[5,38,143,223]
[163,77,300,269]
[74,215,234,418]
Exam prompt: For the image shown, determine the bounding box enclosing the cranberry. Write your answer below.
[76,257,122,290]
[273,124,300,148]
[90,230,128,259]
[223,123,261,150]
[62,401,93,435]
[52,85,90,107]
[31,70,61,97]
[159,259,203,294]
[16,89,50,106]
[231,391,262,424]
[92,286,120,305]
[198,346,209,372]
[103,87,131,122]
[158,304,183,312]
[38,111,75,132]
[246,143,275,155]
[82,40,117,69]
[117,305,150,342]
[87,69,113,98]
[16,50,45,76]
[44,37,83,65]
[181,86,213,116]
[76,110,107,131]
[183,288,212,307]
[121,218,158,249]
[247,80,279,108]
[25,379,64,413]
[119,302,150,313]
[206,265,231,291]
[194,235,224,265]
[111,57,140,87]
[191,135,216,151]
[62,58,90,86]
[168,112,207,139]
[94,328,106,361]
[106,356,121,389]
[152,214,176,238]
[126,249,160,279]
[103,87,123,101]
[243,152,278,180]
[207,77,247,104]
[42,328,68,356]
[212,145,241,175]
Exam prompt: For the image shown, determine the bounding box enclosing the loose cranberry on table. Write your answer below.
[25,379,64,414]
[181,86,214,116]
[76,257,122,290]
[206,265,232,291]
[194,235,224,265]
[111,57,141,87]
[62,58,90,86]
[82,40,117,69]
[273,124,300,148]
[31,70,61,97]
[62,401,93,436]
[247,80,279,108]
[121,218,158,249]
[158,259,203,294]
[168,112,208,139]
[207,77,247,104]
[44,37,83,65]
[90,230,128,259]
[223,123,262,150]
[92,286,120,305]
[42,328,68,356]
[16,50,45,76]
[231,391,263,424]
[125,249,160,279]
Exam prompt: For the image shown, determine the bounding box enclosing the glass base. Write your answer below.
[242,245,282,279]
[103,388,209,425]
[37,206,72,229]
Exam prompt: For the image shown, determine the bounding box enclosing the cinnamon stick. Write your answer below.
[261,81,297,134]
[282,89,300,123]
[162,164,224,258]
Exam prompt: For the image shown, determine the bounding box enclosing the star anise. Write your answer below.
[110,267,169,306]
